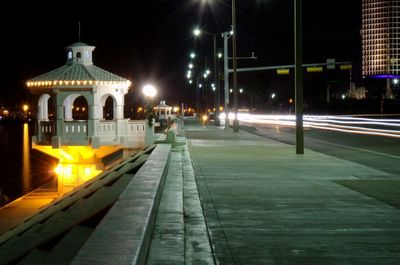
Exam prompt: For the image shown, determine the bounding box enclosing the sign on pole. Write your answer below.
[327,58,335,70]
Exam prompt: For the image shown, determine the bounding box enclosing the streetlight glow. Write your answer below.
[194,28,201,36]
[142,84,157,98]
[190,52,196,59]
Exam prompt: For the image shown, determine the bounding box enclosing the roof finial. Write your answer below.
[78,21,81,42]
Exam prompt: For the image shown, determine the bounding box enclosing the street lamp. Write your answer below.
[232,0,239,132]
[142,84,157,98]
[142,84,157,126]
[193,27,220,125]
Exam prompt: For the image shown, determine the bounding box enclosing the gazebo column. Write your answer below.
[52,93,64,148]
[115,105,124,120]
[63,96,74,121]
[64,107,73,121]
[88,103,100,148]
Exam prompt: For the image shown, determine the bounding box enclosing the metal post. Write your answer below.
[295,0,304,154]
[232,0,239,132]
[213,34,220,125]
[196,74,200,115]
[223,32,230,130]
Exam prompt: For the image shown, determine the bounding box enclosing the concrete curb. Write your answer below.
[71,144,172,265]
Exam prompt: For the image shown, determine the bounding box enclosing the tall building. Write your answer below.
[362,0,400,96]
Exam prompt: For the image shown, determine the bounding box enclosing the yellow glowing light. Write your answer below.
[137,107,143,112]
[54,163,102,191]
[289,98,293,104]
[340,64,353,70]
[23,104,29,112]
[202,115,208,122]
[277,69,290,75]
[307,67,323,73]
[55,164,63,175]
[84,167,91,176]
[173,106,180,112]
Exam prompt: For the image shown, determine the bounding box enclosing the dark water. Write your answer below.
[0,123,57,201]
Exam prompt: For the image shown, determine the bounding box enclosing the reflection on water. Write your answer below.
[22,123,31,192]
[0,123,56,201]
[0,123,121,201]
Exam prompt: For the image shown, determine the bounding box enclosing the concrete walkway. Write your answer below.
[184,119,400,265]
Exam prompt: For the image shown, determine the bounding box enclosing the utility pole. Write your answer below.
[223,32,230,130]
[295,0,304,154]
[232,0,239,132]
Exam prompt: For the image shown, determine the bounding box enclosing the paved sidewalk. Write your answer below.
[184,119,400,265]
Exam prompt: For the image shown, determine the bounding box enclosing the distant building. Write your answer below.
[362,0,400,97]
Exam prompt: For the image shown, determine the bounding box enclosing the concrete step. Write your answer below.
[182,145,214,265]
[146,144,214,265]
[146,147,185,265]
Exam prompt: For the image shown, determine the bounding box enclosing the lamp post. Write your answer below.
[232,0,239,132]
[223,32,230,130]
[193,28,220,125]
[142,84,157,126]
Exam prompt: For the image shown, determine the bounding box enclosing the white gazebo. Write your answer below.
[154,100,174,120]
[27,42,148,150]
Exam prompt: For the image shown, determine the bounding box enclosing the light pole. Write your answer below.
[223,32,230,130]
[193,28,220,125]
[142,84,157,126]
[232,0,239,132]
[295,0,304,154]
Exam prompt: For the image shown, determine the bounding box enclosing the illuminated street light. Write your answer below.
[194,28,201,36]
[142,84,157,98]
[23,104,29,112]
[193,26,220,125]
[190,52,196,59]
[142,84,157,127]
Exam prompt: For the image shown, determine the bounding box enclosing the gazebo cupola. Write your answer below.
[65,42,95,65]
[27,42,136,150]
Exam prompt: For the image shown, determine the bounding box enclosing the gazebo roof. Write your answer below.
[26,42,131,88]
[27,64,129,85]
[154,100,172,109]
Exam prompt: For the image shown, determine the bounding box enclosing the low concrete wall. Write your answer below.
[71,143,171,265]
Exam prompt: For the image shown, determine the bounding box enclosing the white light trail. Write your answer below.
[220,113,400,139]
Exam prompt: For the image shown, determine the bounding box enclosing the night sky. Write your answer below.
[0,0,360,109]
